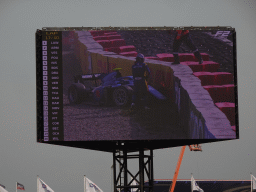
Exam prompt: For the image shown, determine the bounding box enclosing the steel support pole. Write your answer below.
[139,149,144,192]
[150,149,154,192]
[124,148,128,192]
[113,149,154,192]
[113,150,117,192]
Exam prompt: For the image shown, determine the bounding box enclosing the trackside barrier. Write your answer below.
[72,31,236,139]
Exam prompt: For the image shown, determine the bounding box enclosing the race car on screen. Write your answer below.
[68,68,166,107]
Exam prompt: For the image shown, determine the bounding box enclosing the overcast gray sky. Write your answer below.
[0,0,256,192]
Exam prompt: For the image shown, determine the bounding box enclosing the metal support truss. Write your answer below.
[113,148,154,192]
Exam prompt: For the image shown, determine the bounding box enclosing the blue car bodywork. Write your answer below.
[68,71,166,107]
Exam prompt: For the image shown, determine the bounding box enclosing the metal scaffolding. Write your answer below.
[113,148,154,192]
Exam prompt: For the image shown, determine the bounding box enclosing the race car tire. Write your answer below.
[112,86,133,107]
[68,83,86,104]
[103,86,112,106]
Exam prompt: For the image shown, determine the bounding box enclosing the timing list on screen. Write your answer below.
[42,32,63,141]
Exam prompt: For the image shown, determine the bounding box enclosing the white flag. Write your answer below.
[191,175,204,192]
[0,186,8,192]
[252,174,256,189]
[37,178,54,192]
[131,177,139,192]
[85,177,103,192]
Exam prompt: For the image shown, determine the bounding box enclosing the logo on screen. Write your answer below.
[42,184,46,189]
[215,31,231,37]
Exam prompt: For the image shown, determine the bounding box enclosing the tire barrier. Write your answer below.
[73,30,236,139]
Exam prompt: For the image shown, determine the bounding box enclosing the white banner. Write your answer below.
[191,175,204,192]
[84,177,103,192]
[0,186,8,192]
[131,177,139,192]
[252,174,256,189]
[37,178,54,192]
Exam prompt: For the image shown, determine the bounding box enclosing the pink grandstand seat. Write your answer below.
[156,53,174,62]
[212,72,233,85]
[202,61,220,72]
[104,32,118,36]
[222,84,235,102]
[93,36,109,41]
[215,102,236,126]
[107,35,122,40]
[195,53,209,61]
[182,62,203,72]
[193,72,215,86]
[96,40,111,48]
[110,39,126,47]
[179,53,195,62]
[119,51,138,57]
[119,45,136,53]
[203,85,227,103]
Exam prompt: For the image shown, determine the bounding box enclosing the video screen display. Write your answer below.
[36,27,238,147]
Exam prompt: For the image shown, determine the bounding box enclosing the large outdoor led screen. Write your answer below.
[36,27,238,150]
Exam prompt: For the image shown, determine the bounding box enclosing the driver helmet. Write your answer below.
[136,53,145,64]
